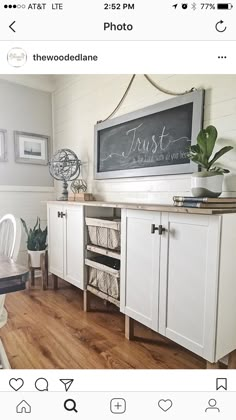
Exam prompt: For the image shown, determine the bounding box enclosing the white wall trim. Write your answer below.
[0,185,55,192]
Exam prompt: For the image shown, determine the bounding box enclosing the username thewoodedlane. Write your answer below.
[33,53,98,61]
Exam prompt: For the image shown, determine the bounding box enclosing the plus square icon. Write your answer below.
[110,398,126,414]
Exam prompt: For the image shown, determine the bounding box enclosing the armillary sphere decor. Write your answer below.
[71,179,87,194]
[48,148,81,200]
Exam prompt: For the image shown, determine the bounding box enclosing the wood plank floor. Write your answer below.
[0,278,206,369]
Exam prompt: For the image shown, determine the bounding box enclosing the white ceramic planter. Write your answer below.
[28,250,45,268]
[191,172,224,198]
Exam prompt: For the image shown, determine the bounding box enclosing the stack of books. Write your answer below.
[173,196,236,208]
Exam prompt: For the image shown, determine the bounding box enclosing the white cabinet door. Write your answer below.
[159,212,221,362]
[65,206,85,290]
[120,209,161,330]
[47,204,64,278]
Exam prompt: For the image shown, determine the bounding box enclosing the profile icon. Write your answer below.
[205,399,220,412]
[7,48,27,67]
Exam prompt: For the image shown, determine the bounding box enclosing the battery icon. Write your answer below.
[217,3,233,9]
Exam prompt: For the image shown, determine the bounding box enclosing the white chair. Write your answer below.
[0,214,21,262]
[0,214,22,328]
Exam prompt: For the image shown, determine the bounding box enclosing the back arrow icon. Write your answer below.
[9,21,16,33]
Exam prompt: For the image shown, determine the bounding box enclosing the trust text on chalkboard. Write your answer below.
[94,90,204,179]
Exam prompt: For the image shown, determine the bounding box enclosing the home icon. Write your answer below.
[16,400,31,414]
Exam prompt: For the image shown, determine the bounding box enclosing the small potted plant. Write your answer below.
[21,217,47,267]
[188,125,233,197]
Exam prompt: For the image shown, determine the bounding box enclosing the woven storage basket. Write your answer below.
[85,256,120,300]
[85,217,121,250]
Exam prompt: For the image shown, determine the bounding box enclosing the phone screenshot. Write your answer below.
[0,0,235,418]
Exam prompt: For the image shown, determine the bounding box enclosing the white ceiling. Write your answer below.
[0,75,56,92]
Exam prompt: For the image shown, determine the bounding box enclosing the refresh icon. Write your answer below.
[215,20,227,33]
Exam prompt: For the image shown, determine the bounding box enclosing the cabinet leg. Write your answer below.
[52,274,58,290]
[30,269,35,287]
[45,251,49,288]
[125,315,134,340]
[83,290,90,312]
[28,254,35,287]
[228,350,236,368]
[206,361,220,369]
[40,253,47,290]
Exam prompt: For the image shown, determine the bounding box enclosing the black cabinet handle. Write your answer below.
[151,224,158,234]
[151,224,166,235]
[57,211,66,218]
[158,225,166,235]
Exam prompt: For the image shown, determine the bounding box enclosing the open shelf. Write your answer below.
[87,244,121,260]
[85,216,121,310]
[87,285,120,308]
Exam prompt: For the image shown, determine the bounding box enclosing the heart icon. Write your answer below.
[158,399,173,412]
[9,378,24,391]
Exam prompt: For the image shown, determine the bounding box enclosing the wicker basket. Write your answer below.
[85,217,121,251]
[85,256,120,300]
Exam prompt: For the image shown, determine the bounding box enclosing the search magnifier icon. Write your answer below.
[64,399,78,413]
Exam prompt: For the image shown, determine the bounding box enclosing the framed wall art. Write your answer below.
[94,90,204,179]
[14,131,50,165]
[0,129,7,162]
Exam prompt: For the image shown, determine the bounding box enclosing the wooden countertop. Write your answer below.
[46,200,236,215]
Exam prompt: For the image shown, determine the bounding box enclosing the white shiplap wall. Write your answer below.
[53,74,236,202]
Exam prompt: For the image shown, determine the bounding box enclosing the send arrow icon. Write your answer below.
[60,379,74,392]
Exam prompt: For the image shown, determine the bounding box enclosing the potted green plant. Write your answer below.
[188,125,233,197]
[21,217,47,267]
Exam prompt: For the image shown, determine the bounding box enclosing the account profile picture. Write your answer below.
[7,47,27,67]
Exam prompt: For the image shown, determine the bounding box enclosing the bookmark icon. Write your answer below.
[60,379,74,392]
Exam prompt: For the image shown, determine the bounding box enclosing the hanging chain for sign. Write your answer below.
[97,74,196,123]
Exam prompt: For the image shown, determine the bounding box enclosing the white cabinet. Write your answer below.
[46,201,236,364]
[47,204,85,290]
[120,210,161,330]
[121,208,236,363]
[159,213,220,362]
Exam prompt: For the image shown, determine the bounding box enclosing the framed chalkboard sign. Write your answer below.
[94,90,204,179]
